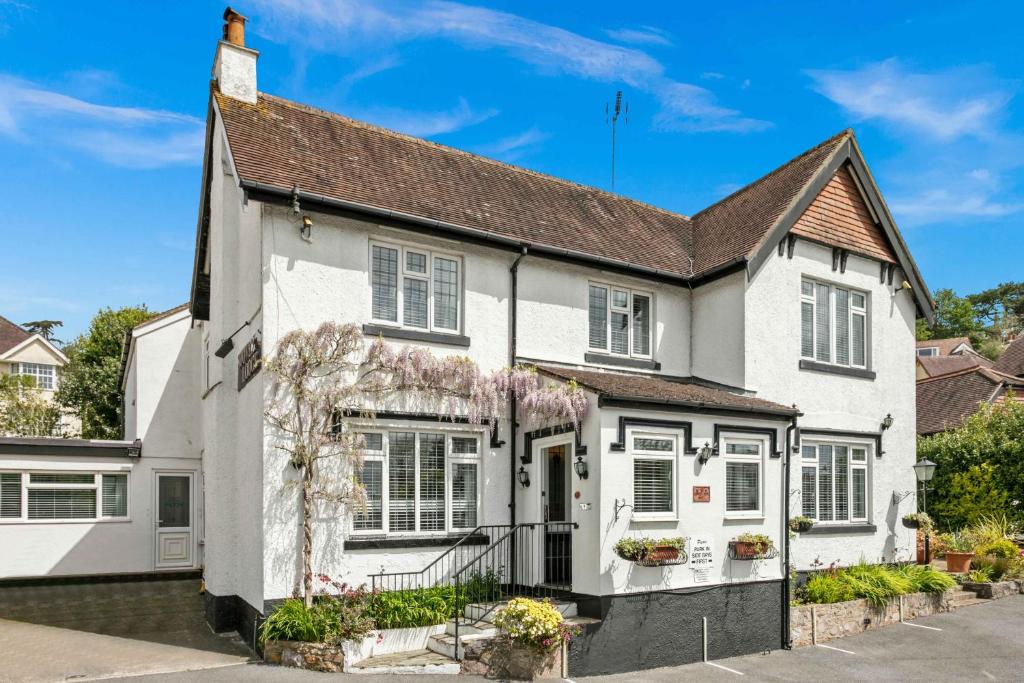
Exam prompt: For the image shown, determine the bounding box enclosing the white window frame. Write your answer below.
[801,278,869,369]
[16,362,55,391]
[350,429,482,536]
[588,281,654,360]
[0,471,131,524]
[916,347,938,357]
[722,435,765,519]
[800,440,870,524]
[629,430,677,521]
[370,240,463,334]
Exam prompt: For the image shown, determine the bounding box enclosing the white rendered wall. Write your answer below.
[0,453,201,578]
[691,271,745,387]
[745,239,918,568]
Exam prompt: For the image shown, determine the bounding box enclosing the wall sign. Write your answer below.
[237,333,262,391]
[692,485,711,503]
[689,536,715,583]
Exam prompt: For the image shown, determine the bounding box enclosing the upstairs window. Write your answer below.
[588,283,652,358]
[371,242,461,333]
[801,443,868,523]
[801,279,867,369]
[17,363,55,391]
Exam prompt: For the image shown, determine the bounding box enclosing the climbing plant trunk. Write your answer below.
[302,468,314,608]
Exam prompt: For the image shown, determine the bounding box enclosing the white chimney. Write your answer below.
[213,7,258,104]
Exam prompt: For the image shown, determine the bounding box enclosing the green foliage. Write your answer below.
[1002,557,1024,580]
[805,572,855,604]
[0,374,62,437]
[938,530,975,553]
[261,599,339,643]
[919,400,1024,530]
[21,320,63,343]
[917,281,1024,352]
[789,516,814,532]
[804,563,953,607]
[735,533,774,553]
[893,564,957,593]
[975,539,1019,560]
[924,289,985,344]
[902,512,933,531]
[56,306,153,439]
[366,571,501,629]
[966,568,994,584]
[613,536,686,562]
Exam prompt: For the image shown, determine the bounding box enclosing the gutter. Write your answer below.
[238,180,748,288]
[597,394,799,420]
[508,246,528,527]
[782,415,799,650]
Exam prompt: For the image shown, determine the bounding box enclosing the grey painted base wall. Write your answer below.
[202,591,263,654]
[568,580,784,677]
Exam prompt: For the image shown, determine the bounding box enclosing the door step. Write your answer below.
[348,648,460,675]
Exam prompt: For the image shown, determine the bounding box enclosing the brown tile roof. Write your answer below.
[216,92,694,276]
[994,336,1024,377]
[215,91,873,280]
[690,130,851,273]
[917,354,991,378]
[534,364,797,416]
[0,315,30,355]
[917,366,1024,435]
[916,337,973,356]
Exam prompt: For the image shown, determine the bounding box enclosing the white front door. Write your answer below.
[155,473,194,568]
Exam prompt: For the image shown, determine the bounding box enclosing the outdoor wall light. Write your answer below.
[881,413,894,431]
[573,456,589,480]
[698,441,714,465]
[300,215,313,242]
[517,466,531,488]
[213,337,234,358]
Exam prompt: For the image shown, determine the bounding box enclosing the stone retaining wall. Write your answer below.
[963,580,1022,600]
[790,591,952,647]
[263,640,345,672]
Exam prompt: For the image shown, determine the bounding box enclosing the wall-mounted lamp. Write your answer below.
[573,456,589,480]
[127,438,142,458]
[214,337,234,358]
[517,466,531,488]
[698,441,715,465]
[881,413,894,431]
[300,215,313,242]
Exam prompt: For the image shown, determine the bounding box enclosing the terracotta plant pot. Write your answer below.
[648,545,680,562]
[945,551,973,573]
[732,541,769,559]
[917,547,927,565]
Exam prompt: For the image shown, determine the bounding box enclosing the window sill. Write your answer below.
[801,523,877,535]
[363,324,470,347]
[584,352,660,371]
[798,360,876,380]
[723,515,765,522]
[344,533,489,550]
[630,515,678,523]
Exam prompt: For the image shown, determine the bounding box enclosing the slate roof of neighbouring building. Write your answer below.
[0,315,30,355]
[916,366,1024,435]
[213,91,863,279]
[534,364,798,416]
[994,336,1024,378]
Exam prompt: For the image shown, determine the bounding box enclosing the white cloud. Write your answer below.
[353,97,497,137]
[250,0,768,134]
[604,26,672,47]
[0,74,203,168]
[890,188,1022,222]
[476,126,549,159]
[807,59,1013,140]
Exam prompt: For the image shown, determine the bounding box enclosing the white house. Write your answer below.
[0,10,934,676]
[0,315,76,436]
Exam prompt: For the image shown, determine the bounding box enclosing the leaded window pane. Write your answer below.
[403,278,428,329]
[610,311,629,354]
[818,445,833,521]
[588,285,608,349]
[834,445,849,521]
[632,294,650,356]
[372,245,398,322]
[852,468,866,519]
[433,257,459,330]
[802,466,817,518]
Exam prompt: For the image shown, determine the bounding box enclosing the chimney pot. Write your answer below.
[223,6,247,47]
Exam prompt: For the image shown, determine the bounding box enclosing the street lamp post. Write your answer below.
[913,458,937,564]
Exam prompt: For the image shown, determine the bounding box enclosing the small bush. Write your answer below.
[1002,557,1024,580]
[261,579,375,645]
[966,568,994,584]
[366,570,502,629]
[261,599,336,643]
[894,564,957,593]
[804,563,954,607]
[805,572,854,604]
[493,598,580,652]
[975,538,1020,560]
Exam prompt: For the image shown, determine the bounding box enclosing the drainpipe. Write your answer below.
[782,414,799,650]
[508,246,528,526]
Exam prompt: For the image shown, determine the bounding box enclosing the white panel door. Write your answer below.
[155,473,194,568]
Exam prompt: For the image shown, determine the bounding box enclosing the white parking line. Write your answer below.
[707,661,745,675]
[902,621,942,631]
[981,670,997,680]
[817,643,856,655]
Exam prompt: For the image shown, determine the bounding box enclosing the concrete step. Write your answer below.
[463,599,577,622]
[445,618,498,638]
[348,648,460,675]
[426,632,494,660]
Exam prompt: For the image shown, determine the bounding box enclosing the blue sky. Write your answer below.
[1,1,1022,340]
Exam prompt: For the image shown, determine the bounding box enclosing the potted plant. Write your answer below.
[902,512,932,530]
[731,533,774,559]
[613,536,687,566]
[940,530,974,573]
[491,598,581,680]
[789,516,814,533]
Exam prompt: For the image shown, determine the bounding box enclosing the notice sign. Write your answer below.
[689,537,715,583]
[692,485,711,502]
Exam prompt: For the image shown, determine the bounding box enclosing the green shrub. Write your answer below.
[1002,557,1024,580]
[842,562,913,607]
[975,538,1020,559]
[966,568,994,584]
[366,571,502,629]
[894,564,957,593]
[804,563,954,607]
[805,572,854,604]
[261,599,336,643]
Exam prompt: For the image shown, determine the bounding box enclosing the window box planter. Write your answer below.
[729,534,777,560]
[789,516,814,533]
[945,552,973,574]
[636,544,688,567]
[613,536,687,566]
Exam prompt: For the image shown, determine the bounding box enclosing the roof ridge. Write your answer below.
[254,92,693,224]
[0,314,28,334]
[692,128,852,219]
[917,365,1002,385]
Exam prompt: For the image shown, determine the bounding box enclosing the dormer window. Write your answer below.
[588,283,652,359]
[917,347,938,357]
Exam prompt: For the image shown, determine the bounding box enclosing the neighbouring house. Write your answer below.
[993,334,1024,379]
[917,366,1024,436]
[915,337,992,380]
[0,10,936,675]
[0,314,76,436]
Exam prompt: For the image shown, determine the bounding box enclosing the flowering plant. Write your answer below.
[492,598,581,653]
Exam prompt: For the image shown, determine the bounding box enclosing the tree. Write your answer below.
[265,322,588,607]
[22,320,63,344]
[0,374,61,437]
[922,289,985,343]
[918,396,1024,530]
[57,306,153,439]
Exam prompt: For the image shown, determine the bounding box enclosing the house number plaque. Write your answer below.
[237,334,262,391]
[692,485,711,502]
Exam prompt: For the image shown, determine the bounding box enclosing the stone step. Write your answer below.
[463,599,577,622]
[445,618,498,638]
[348,648,460,675]
[953,596,989,608]
[427,632,493,660]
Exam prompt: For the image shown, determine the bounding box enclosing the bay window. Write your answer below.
[352,431,481,535]
[723,437,764,516]
[371,242,461,333]
[0,472,129,522]
[801,443,868,523]
[631,433,675,517]
[588,283,652,358]
[801,279,867,368]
